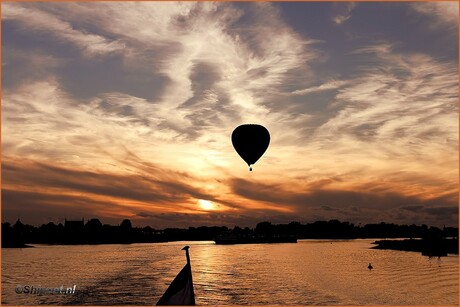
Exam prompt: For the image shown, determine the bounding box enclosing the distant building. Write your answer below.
[86,218,102,229]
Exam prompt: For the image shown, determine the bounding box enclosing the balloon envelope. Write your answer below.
[231,124,270,171]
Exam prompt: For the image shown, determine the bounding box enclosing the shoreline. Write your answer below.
[371,238,459,256]
[1,237,441,248]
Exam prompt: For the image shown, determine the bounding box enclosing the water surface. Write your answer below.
[2,240,458,305]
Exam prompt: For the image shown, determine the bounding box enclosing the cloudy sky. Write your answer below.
[2,2,458,228]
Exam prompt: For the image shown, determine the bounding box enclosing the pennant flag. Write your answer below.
[157,246,195,306]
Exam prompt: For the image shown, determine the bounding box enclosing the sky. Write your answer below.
[2,2,458,228]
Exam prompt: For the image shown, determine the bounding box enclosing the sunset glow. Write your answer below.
[198,200,216,211]
[2,2,458,228]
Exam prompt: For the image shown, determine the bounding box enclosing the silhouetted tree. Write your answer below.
[255,221,273,237]
[1,218,458,251]
[120,219,132,230]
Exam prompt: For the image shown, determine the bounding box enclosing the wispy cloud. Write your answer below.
[313,44,458,192]
[291,80,349,95]
[2,155,240,223]
[411,2,458,28]
[3,2,316,141]
[2,155,296,227]
[230,178,458,226]
[2,3,126,57]
[331,3,357,25]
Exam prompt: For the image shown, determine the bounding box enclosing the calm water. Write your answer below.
[2,240,458,305]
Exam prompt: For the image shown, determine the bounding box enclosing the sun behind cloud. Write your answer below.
[198,199,216,211]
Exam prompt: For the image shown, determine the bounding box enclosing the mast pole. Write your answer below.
[182,246,191,265]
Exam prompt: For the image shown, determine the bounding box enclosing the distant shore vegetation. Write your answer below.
[2,218,458,249]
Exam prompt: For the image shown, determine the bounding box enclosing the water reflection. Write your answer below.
[2,240,458,305]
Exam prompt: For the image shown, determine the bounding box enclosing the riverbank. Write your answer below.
[2,242,34,248]
[371,238,458,256]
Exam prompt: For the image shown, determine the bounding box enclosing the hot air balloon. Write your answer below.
[231,124,270,171]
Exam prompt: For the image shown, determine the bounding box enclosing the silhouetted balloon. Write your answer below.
[231,124,270,171]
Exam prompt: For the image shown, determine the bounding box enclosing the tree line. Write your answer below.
[2,218,458,247]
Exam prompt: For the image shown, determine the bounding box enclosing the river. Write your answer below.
[2,239,458,305]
